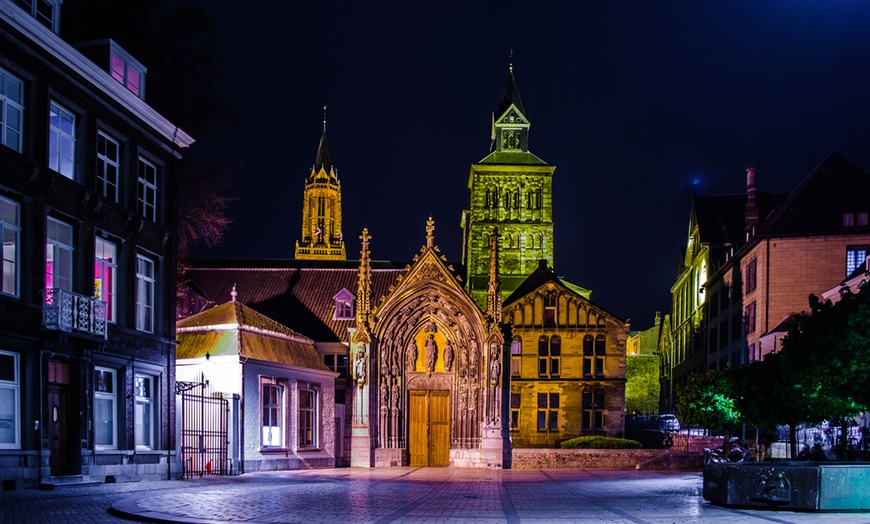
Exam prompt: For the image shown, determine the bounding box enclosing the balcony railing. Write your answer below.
[42,288,107,339]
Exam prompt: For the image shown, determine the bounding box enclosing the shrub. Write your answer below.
[559,436,643,449]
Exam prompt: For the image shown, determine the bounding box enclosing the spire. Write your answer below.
[313,105,333,175]
[426,216,435,248]
[356,228,372,326]
[486,228,502,323]
[494,60,526,120]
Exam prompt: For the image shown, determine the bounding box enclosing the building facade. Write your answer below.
[462,66,555,306]
[669,154,870,395]
[0,2,193,487]
[502,260,629,447]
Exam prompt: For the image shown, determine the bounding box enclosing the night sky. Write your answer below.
[188,1,870,329]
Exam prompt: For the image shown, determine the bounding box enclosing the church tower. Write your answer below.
[462,64,556,306]
[295,108,346,260]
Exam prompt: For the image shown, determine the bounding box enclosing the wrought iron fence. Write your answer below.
[179,380,228,477]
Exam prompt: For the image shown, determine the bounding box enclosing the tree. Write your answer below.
[676,370,740,437]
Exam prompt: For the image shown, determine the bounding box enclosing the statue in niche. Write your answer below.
[443,339,455,372]
[390,381,400,411]
[354,346,367,385]
[459,382,468,410]
[424,319,437,333]
[424,333,438,372]
[380,378,389,412]
[469,339,479,367]
[406,340,418,372]
[380,346,390,375]
[490,346,501,387]
[469,384,478,409]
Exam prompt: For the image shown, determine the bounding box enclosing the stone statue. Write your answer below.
[406,340,418,372]
[354,347,367,385]
[424,333,437,372]
[490,347,501,387]
[443,339,455,372]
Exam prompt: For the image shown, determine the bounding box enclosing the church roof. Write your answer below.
[494,69,526,120]
[313,130,332,174]
[176,301,329,371]
[181,259,406,342]
[477,150,547,165]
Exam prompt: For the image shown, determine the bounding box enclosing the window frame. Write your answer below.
[137,156,158,222]
[510,392,520,430]
[0,196,20,297]
[134,373,156,450]
[510,339,521,377]
[323,354,348,380]
[847,246,868,276]
[48,100,77,180]
[93,366,117,450]
[94,237,117,323]
[536,391,559,432]
[297,386,318,449]
[0,350,20,449]
[0,66,24,153]
[745,259,758,294]
[45,217,73,292]
[135,254,155,333]
[96,131,121,202]
[261,379,285,449]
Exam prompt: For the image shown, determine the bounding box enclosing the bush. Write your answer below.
[560,436,643,449]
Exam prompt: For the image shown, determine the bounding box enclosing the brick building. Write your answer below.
[0,2,193,486]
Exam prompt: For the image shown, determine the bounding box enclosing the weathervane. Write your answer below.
[322,104,327,133]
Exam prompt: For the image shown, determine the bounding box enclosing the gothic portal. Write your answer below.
[349,219,510,468]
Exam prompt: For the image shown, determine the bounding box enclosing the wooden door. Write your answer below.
[408,390,450,467]
[48,384,76,475]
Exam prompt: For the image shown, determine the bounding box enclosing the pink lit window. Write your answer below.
[94,238,117,322]
[111,54,125,84]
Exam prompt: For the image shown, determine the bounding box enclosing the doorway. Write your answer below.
[48,360,79,476]
[408,390,450,467]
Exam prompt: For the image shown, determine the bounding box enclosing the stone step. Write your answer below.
[39,475,103,489]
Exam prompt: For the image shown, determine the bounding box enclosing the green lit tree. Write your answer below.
[676,370,740,437]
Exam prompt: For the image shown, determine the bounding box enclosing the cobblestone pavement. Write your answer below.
[3,468,870,524]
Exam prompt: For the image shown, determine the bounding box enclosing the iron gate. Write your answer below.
[178,380,228,478]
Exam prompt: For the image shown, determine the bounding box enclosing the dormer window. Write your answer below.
[13,0,62,34]
[111,52,143,98]
[332,288,355,320]
[75,40,147,100]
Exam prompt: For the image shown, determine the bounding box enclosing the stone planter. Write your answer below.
[703,462,870,511]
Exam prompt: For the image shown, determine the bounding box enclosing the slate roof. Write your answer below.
[313,130,332,175]
[176,301,329,371]
[693,192,787,245]
[181,259,407,343]
[494,69,526,120]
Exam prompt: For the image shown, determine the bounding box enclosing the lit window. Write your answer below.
[0,67,24,152]
[96,131,121,202]
[261,381,284,448]
[324,354,348,380]
[0,351,20,449]
[138,157,158,221]
[136,255,155,333]
[847,246,868,276]
[298,387,317,449]
[859,212,869,227]
[135,374,156,450]
[94,367,117,449]
[510,339,521,377]
[94,238,116,323]
[110,52,145,98]
[45,217,73,292]
[0,197,20,297]
[332,288,355,320]
[49,101,76,180]
[536,392,559,432]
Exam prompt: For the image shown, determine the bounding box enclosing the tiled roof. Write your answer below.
[176,301,328,371]
[693,192,786,245]
[181,259,406,342]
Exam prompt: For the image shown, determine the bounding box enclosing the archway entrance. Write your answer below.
[408,390,450,467]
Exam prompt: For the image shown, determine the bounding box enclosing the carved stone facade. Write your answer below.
[351,220,510,468]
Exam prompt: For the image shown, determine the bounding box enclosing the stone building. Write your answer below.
[0,3,193,486]
[668,152,870,394]
[502,260,628,447]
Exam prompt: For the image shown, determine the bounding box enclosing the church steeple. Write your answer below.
[295,107,346,260]
[490,62,530,154]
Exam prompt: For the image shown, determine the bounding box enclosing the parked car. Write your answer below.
[659,414,681,432]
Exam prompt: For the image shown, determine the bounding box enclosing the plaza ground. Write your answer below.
[3,467,870,523]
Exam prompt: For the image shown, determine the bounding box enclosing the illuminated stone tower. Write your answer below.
[462,65,556,305]
[295,108,346,260]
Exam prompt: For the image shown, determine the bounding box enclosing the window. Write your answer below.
[844,212,869,228]
[594,335,605,376]
[549,335,561,376]
[94,367,117,449]
[584,335,605,377]
[45,217,73,292]
[13,0,61,33]
[298,387,317,448]
[0,351,19,448]
[582,335,593,376]
[536,392,559,432]
[94,238,117,323]
[261,381,285,448]
[332,288,355,320]
[745,259,757,294]
[0,197,20,297]
[48,100,76,180]
[0,67,24,152]
[111,52,144,98]
[324,354,348,380]
[543,293,556,327]
[134,374,156,450]
[96,131,121,202]
[847,246,868,276]
[582,389,606,430]
[743,302,756,334]
[136,255,155,333]
[537,335,560,377]
[510,393,520,430]
[510,339,521,377]
[137,157,158,221]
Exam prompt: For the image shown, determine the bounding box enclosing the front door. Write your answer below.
[48,360,78,476]
[409,390,450,467]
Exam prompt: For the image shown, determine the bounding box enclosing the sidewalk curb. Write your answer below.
[109,496,208,524]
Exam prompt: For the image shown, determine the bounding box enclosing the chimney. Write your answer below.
[745,166,758,239]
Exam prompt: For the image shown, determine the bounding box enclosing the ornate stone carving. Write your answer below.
[443,339,455,372]
[406,340,418,372]
[424,333,438,372]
